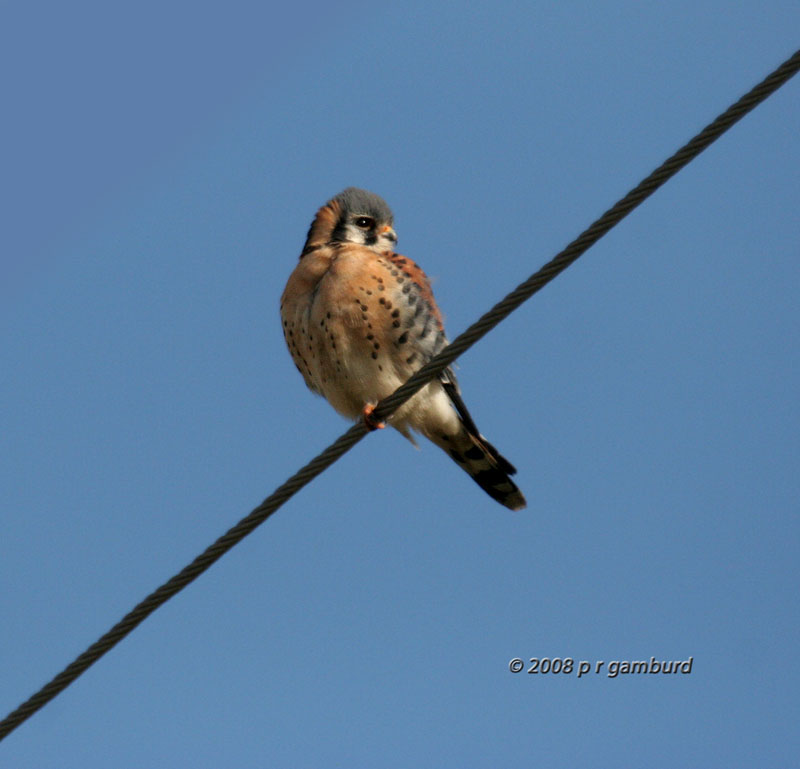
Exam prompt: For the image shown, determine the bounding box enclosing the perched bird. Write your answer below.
[280,188,526,510]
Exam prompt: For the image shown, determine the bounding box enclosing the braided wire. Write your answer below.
[373,48,800,422]
[1,47,797,742]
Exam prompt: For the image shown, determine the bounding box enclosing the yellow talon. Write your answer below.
[362,404,385,431]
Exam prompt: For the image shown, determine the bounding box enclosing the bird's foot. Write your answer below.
[362,403,386,431]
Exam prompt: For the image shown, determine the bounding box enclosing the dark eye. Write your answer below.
[354,216,374,229]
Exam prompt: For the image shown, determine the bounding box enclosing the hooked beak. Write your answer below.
[381,225,397,243]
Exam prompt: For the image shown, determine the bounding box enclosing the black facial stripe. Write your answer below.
[330,218,350,243]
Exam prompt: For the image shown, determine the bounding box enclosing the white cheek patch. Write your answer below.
[344,224,367,245]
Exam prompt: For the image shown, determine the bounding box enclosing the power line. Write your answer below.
[1,47,798,743]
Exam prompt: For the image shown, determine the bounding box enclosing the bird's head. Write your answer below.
[303,187,397,254]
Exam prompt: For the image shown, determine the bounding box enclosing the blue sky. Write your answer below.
[1,1,798,766]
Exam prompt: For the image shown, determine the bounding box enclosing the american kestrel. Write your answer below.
[280,188,526,510]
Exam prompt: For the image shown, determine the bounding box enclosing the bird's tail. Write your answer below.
[442,426,526,511]
[427,375,526,511]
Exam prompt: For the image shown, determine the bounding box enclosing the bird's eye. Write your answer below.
[354,216,374,229]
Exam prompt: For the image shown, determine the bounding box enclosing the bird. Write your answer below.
[280,187,526,510]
